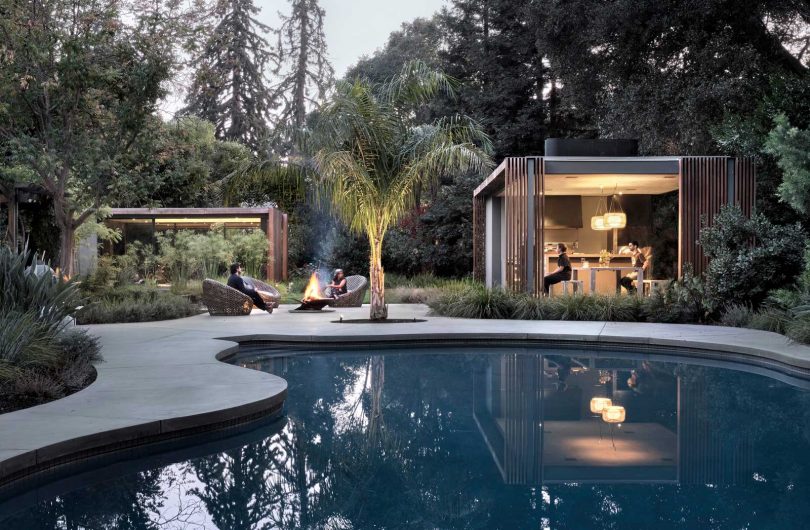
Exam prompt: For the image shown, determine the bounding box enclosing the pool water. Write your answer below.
[2,347,810,529]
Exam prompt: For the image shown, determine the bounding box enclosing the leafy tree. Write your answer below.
[347,17,444,84]
[765,113,810,216]
[184,0,278,152]
[273,0,334,139]
[440,0,552,158]
[115,116,252,208]
[538,0,809,155]
[0,0,184,276]
[699,205,805,309]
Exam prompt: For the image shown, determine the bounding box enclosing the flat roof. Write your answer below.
[474,156,737,197]
[109,207,278,219]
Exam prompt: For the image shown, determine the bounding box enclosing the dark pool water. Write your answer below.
[2,347,810,529]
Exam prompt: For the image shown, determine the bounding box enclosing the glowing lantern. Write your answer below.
[602,405,626,424]
[603,189,627,229]
[604,211,627,229]
[591,215,607,230]
[589,397,612,414]
[591,190,609,231]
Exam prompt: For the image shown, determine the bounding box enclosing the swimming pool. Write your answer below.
[2,346,809,529]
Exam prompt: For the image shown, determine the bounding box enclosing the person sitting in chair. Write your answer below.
[327,269,347,299]
[619,241,648,294]
[543,243,572,295]
[227,263,272,313]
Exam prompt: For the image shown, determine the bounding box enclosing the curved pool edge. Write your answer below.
[2,303,809,492]
[0,319,288,492]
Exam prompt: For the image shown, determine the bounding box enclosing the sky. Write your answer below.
[259,0,448,77]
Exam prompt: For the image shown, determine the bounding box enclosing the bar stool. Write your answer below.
[554,280,584,296]
[643,279,671,296]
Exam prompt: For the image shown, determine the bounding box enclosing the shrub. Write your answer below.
[786,317,810,344]
[0,246,100,412]
[699,205,805,309]
[640,267,708,323]
[76,288,201,324]
[429,286,643,322]
[719,304,754,328]
[748,307,790,334]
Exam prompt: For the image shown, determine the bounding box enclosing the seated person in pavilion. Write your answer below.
[227,262,273,313]
[619,240,649,293]
[543,243,572,295]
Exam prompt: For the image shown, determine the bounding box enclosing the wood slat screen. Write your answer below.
[734,157,757,216]
[504,157,545,293]
[679,157,729,276]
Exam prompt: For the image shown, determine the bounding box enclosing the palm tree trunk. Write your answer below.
[369,232,387,320]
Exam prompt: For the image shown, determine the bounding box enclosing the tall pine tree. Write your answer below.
[184,0,278,152]
[273,0,333,134]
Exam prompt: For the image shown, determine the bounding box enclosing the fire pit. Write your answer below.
[289,272,335,312]
[293,298,332,311]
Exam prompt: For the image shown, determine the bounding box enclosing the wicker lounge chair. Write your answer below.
[246,277,282,308]
[325,275,368,307]
[202,279,254,316]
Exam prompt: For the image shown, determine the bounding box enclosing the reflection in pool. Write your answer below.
[2,347,810,529]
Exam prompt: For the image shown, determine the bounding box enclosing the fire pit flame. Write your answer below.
[302,272,324,302]
[294,272,332,311]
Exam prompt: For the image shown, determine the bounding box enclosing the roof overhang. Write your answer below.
[474,157,682,198]
[109,207,276,219]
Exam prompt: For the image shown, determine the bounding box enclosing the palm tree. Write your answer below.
[231,61,493,319]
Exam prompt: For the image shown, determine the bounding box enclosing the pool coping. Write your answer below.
[1,303,809,491]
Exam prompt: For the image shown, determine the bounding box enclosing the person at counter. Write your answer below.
[619,240,648,294]
[543,243,572,295]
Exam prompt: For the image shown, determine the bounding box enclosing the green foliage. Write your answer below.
[0,246,83,334]
[0,246,98,411]
[230,229,271,278]
[766,114,810,216]
[699,205,805,308]
[719,304,755,328]
[428,284,645,322]
[76,288,201,325]
[118,117,253,208]
[155,228,266,285]
[539,0,809,155]
[0,0,189,274]
[748,307,791,335]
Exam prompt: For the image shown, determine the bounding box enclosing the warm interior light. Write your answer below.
[120,217,262,225]
[591,215,608,230]
[590,397,612,414]
[604,212,627,229]
[603,188,627,228]
[602,405,626,423]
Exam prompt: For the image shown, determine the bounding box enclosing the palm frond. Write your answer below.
[314,150,382,234]
[380,60,458,109]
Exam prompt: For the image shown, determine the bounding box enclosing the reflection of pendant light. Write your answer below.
[590,397,612,414]
[590,188,609,231]
[604,185,627,229]
[602,405,626,423]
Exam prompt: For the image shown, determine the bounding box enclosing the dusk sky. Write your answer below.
[259,0,448,76]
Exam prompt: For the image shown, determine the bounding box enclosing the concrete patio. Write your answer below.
[2,303,809,490]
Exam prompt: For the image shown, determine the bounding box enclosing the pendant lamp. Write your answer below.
[591,188,609,231]
[603,186,627,229]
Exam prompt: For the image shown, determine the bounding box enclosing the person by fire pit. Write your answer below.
[326,269,347,299]
[227,263,273,313]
